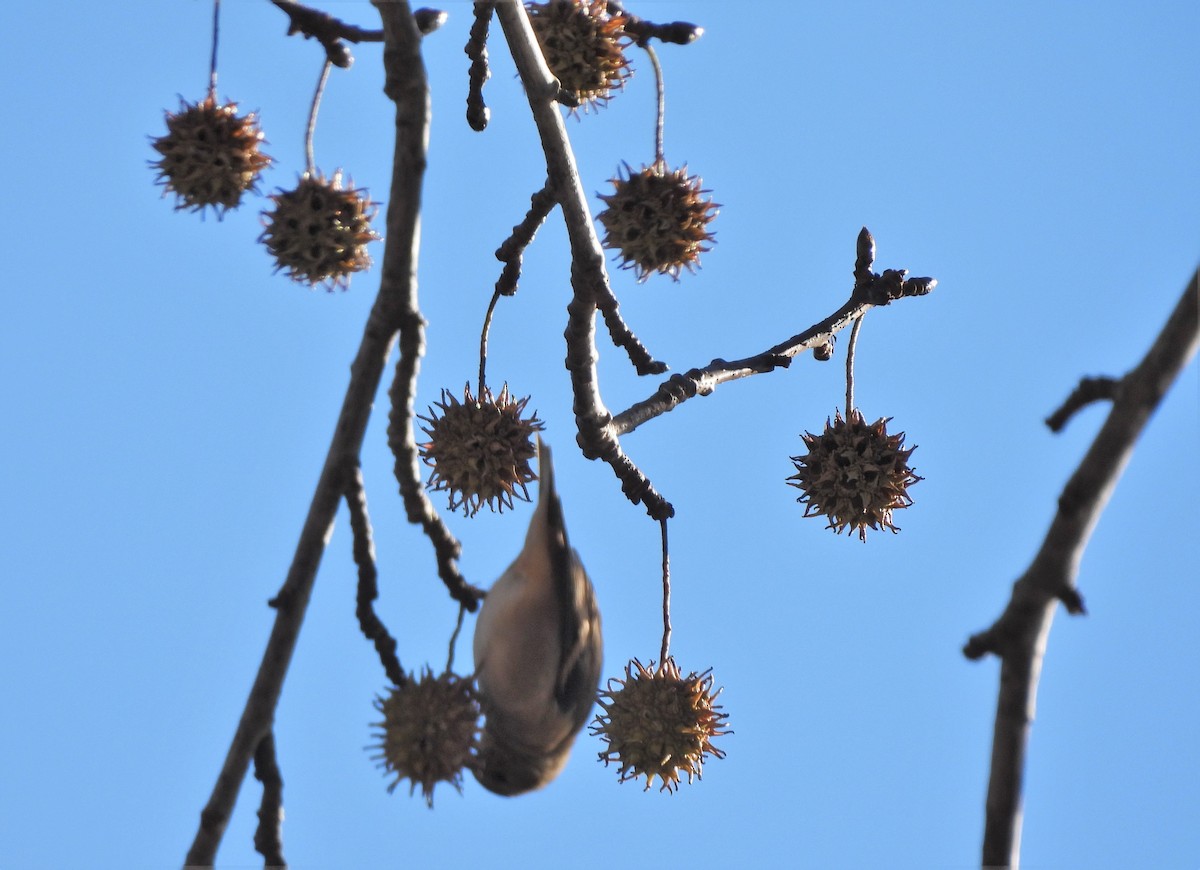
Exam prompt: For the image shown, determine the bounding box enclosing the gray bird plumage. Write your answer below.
[472,438,603,796]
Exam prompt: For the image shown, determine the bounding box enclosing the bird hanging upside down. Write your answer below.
[472,438,603,796]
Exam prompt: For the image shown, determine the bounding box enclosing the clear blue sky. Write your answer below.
[2,2,1197,868]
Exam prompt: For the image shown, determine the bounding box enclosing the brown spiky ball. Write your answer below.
[597,162,719,282]
[150,94,272,217]
[527,0,632,111]
[370,669,481,807]
[259,170,379,290]
[788,408,922,541]
[592,657,729,793]
[418,383,544,517]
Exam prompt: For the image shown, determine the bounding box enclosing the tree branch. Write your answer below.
[184,4,434,865]
[494,0,671,518]
[613,228,935,436]
[346,464,407,688]
[251,731,286,869]
[1044,376,1120,432]
[963,269,1199,869]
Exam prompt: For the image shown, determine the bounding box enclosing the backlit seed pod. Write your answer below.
[597,162,719,282]
[527,0,632,111]
[259,170,379,290]
[418,383,544,517]
[370,669,481,808]
[150,94,272,217]
[788,409,922,541]
[592,658,729,793]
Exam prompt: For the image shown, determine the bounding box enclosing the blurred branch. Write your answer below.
[184,5,439,865]
[963,268,1199,869]
[270,0,381,68]
[1044,376,1120,432]
[269,0,444,67]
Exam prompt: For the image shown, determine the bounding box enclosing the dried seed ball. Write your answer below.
[418,383,544,517]
[370,670,481,807]
[259,170,379,290]
[592,658,729,793]
[788,408,922,541]
[597,162,719,282]
[150,94,272,217]
[527,0,632,111]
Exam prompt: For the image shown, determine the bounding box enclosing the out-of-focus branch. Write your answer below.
[1044,376,1120,432]
[963,269,1199,869]
[184,5,437,865]
[270,0,445,67]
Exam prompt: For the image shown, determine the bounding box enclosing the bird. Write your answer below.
[472,437,603,796]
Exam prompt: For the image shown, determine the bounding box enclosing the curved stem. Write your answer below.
[478,289,502,397]
[305,60,332,175]
[446,603,467,674]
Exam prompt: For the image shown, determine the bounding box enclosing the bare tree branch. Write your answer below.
[1044,376,1121,432]
[493,0,671,518]
[613,229,935,436]
[465,1,495,131]
[252,731,286,869]
[184,4,435,864]
[964,268,1199,869]
[346,464,407,688]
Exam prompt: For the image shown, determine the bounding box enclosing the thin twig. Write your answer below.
[495,0,672,518]
[251,731,286,869]
[270,0,383,68]
[493,179,557,296]
[478,290,501,397]
[184,6,434,864]
[659,517,671,665]
[612,229,934,436]
[964,270,1198,869]
[305,60,331,175]
[346,463,407,688]
[465,1,495,130]
[607,0,704,47]
[208,0,220,97]
[1044,376,1121,432]
[446,603,467,674]
[844,314,863,412]
[644,43,665,165]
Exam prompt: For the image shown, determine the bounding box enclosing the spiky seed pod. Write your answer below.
[592,658,729,793]
[150,94,272,217]
[259,170,379,290]
[370,669,481,807]
[788,409,922,542]
[418,383,544,517]
[527,0,632,111]
[597,162,719,282]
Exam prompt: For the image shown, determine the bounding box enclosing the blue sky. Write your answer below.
[1,1,1197,868]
